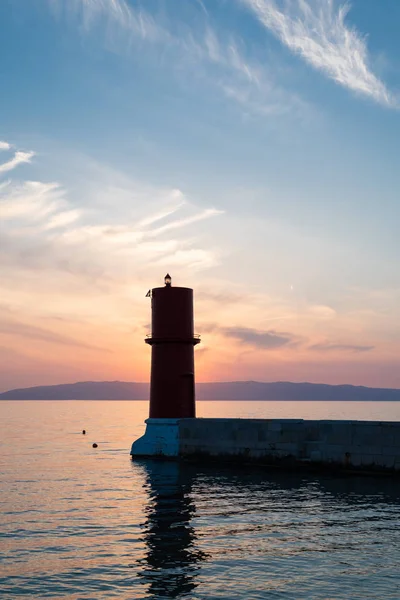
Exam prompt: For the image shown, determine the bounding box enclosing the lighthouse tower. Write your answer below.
[131,274,200,458]
[146,274,200,419]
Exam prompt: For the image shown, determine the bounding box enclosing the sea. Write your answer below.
[1,400,400,600]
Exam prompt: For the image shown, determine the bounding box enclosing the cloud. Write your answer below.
[308,305,336,319]
[0,180,64,220]
[149,208,224,237]
[309,342,374,353]
[194,346,209,358]
[241,0,394,107]
[0,151,35,174]
[47,0,313,121]
[137,194,185,228]
[0,141,11,151]
[0,319,110,352]
[155,248,217,270]
[222,326,295,349]
[51,202,222,267]
[203,323,297,349]
[0,143,223,283]
[0,139,224,388]
[197,291,247,305]
[49,0,170,44]
[44,209,81,230]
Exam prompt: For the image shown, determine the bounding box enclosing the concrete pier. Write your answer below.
[131,417,400,473]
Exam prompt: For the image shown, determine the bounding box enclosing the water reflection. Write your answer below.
[136,460,206,599]
[132,460,400,600]
[190,465,400,507]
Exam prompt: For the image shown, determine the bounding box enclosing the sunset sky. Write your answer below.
[1,0,400,392]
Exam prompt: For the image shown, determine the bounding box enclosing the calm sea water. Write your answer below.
[1,400,400,599]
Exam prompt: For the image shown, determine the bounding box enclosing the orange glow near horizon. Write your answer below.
[1,151,399,392]
[2,291,400,392]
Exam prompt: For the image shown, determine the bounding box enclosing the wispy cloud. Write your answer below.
[49,0,170,43]
[149,208,224,237]
[0,180,65,220]
[137,193,185,228]
[203,323,299,349]
[0,151,35,174]
[0,140,227,392]
[0,141,11,151]
[48,0,313,121]
[241,0,394,107]
[309,342,374,353]
[0,318,110,352]
[0,141,223,282]
[44,209,81,230]
[54,203,222,258]
[197,291,246,305]
[223,326,295,349]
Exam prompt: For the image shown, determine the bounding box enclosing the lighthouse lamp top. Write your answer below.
[164,273,172,287]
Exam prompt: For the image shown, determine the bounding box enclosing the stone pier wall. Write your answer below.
[177,418,400,472]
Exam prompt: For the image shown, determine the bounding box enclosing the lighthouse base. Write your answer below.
[130,418,180,458]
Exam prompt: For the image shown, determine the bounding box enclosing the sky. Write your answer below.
[1,0,400,391]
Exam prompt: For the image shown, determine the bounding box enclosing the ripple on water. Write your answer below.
[1,401,400,599]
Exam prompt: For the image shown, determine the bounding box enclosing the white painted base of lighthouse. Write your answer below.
[130,418,180,458]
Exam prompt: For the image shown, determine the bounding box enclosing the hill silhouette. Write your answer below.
[0,380,399,400]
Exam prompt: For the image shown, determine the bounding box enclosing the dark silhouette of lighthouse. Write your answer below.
[145,274,200,419]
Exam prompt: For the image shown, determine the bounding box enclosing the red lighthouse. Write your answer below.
[145,274,200,419]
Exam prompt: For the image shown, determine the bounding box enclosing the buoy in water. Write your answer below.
[82,430,86,435]
[92,443,98,448]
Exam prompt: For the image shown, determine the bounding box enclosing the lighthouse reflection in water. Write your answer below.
[133,459,400,599]
[137,461,206,598]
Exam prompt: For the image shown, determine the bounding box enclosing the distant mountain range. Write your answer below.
[1,380,400,401]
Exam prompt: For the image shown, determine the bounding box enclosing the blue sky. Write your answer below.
[1,0,400,391]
